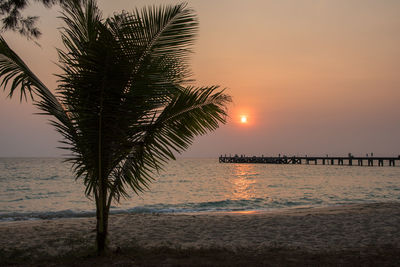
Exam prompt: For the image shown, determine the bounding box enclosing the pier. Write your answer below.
[219,154,400,167]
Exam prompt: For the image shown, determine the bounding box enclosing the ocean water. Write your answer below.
[0,157,400,221]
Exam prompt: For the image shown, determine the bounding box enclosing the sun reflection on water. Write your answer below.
[229,210,260,215]
[231,164,257,200]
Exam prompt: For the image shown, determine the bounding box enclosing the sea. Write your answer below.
[1,157,400,221]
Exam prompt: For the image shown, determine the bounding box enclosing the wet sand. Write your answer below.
[1,202,400,262]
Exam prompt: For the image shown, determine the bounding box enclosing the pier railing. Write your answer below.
[219,155,400,166]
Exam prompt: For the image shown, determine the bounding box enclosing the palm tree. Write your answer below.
[0,0,230,254]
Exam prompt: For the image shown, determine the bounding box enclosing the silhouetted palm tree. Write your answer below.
[0,0,230,254]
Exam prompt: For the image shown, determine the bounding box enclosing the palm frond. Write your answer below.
[0,35,78,164]
[143,86,231,162]
[110,3,198,94]
[106,86,231,205]
[0,35,68,118]
[0,35,41,101]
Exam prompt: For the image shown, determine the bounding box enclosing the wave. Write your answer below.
[0,210,96,221]
[0,198,323,221]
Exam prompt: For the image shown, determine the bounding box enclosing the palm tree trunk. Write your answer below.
[96,101,108,254]
[96,186,109,255]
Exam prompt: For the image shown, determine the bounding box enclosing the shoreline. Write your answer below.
[3,201,397,222]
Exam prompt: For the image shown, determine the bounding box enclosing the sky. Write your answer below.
[0,0,399,158]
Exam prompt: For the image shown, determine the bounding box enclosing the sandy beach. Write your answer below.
[1,202,400,265]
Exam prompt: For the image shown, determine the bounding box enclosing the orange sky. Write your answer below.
[0,0,399,157]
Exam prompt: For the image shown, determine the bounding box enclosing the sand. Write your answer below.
[1,202,400,259]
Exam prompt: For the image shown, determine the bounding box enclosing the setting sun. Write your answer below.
[240,115,248,124]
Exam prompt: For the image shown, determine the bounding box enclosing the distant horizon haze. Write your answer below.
[1,0,399,158]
